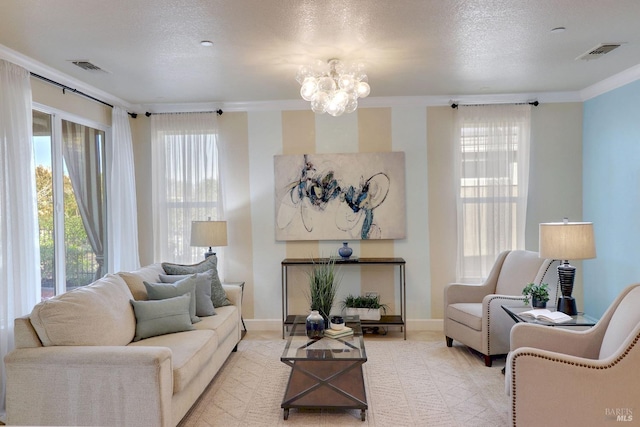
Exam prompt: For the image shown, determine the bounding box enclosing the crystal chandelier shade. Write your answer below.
[296,59,370,116]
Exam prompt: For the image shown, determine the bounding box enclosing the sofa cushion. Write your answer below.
[130,294,195,341]
[162,256,231,307]
[447,303,483,331]
[194,305,238,343]
[30,274,136,346]
[118,263,165,301]
[128,329,218,394]
[144,276,200,323]
[159,271,216,316]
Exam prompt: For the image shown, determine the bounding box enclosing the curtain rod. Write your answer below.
[30,72,138,118]
[450,100,539,109]
[144,110,223,117]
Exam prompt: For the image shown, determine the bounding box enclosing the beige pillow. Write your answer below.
[30,274,136,346]
[118,263,165,300]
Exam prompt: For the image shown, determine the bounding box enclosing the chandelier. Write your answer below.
[296,59,370,116]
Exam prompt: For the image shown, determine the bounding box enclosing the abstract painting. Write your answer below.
[274,152,406,241]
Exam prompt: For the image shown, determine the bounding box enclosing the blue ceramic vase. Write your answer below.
[306,310,325,339]
[338,242,353,259]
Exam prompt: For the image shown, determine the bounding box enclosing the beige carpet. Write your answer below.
[178,336,508,427]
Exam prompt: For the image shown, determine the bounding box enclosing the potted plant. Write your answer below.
[341,294,388,321]
[305,257,341,325]
[522,283,550,308]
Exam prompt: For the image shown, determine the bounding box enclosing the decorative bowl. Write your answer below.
[330,316,345,330]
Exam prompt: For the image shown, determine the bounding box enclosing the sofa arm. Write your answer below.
[223,284,243,340]
[5,346,173,427]
[222,283,242,307]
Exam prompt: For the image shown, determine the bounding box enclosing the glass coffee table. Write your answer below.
[281,315,368,421]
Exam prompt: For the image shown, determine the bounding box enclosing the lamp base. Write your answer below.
[557,296,577,316]
[204,247,216,259]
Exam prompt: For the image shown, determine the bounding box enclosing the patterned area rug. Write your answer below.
[178,339,508,426]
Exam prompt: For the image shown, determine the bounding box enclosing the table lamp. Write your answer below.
[190,219,227,258]
[539,218,596,315]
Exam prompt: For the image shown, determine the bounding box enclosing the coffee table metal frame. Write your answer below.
[280,315,367,421]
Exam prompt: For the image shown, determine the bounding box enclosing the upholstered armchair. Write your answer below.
[444,250,556,366]
[506,283,640,426]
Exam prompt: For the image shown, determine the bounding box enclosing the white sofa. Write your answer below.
[4,263,242,427]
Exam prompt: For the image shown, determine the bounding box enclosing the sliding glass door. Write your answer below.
[33,109,107,300]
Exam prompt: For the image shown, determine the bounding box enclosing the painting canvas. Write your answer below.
[274,152,406,241]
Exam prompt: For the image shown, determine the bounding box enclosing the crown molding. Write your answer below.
[144,91,582,114]
[6,41,636,114]
[580,63,640,101]
[0,43,135,112]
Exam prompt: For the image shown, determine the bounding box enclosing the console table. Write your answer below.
[281,257,406,339]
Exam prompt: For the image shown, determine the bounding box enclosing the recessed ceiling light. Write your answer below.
[550,27,566,34]
[200,40,214,47]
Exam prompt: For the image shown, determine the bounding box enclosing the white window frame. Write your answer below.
[33,102,110,296]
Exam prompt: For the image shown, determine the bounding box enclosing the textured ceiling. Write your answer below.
[1,0,640,107]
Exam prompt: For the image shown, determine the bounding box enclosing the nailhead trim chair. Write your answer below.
[506,283,640,426]
[444,250,556,366]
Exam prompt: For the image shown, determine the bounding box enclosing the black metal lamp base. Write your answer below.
[557,296,577,316]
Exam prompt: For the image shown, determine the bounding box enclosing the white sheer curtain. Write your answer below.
[151,112,223,266]
[0,60,40,419]
[62,121,105,280]
[107,106,140,272]
[453,104,531,282]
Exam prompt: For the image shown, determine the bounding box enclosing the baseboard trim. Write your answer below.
[244,318,443,332]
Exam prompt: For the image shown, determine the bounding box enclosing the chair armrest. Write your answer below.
[5,346,173,427]
[482,295,528,356]
[484,294,526,308]
[509,322,603,358]
[444,251,508,305]
[444,282,494,305]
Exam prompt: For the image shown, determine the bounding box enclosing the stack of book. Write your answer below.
[324,326,354,339]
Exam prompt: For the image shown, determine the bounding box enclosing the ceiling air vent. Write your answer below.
[69,60,109,73]
[576,43,622,61]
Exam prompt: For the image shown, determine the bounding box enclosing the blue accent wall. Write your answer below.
[583,80,640,317]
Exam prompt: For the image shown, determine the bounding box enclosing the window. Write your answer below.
[454,105,531,282]
[151,112,222,264]
[33,108,108,299]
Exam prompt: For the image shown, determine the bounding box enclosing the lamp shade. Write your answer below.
[190,221,228,248]
[539,222,596,260]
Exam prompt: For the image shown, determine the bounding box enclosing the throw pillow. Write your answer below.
[143,276,200,323]
[130,294,194,341]
[159,270,216,317]
[162,256,231,308]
